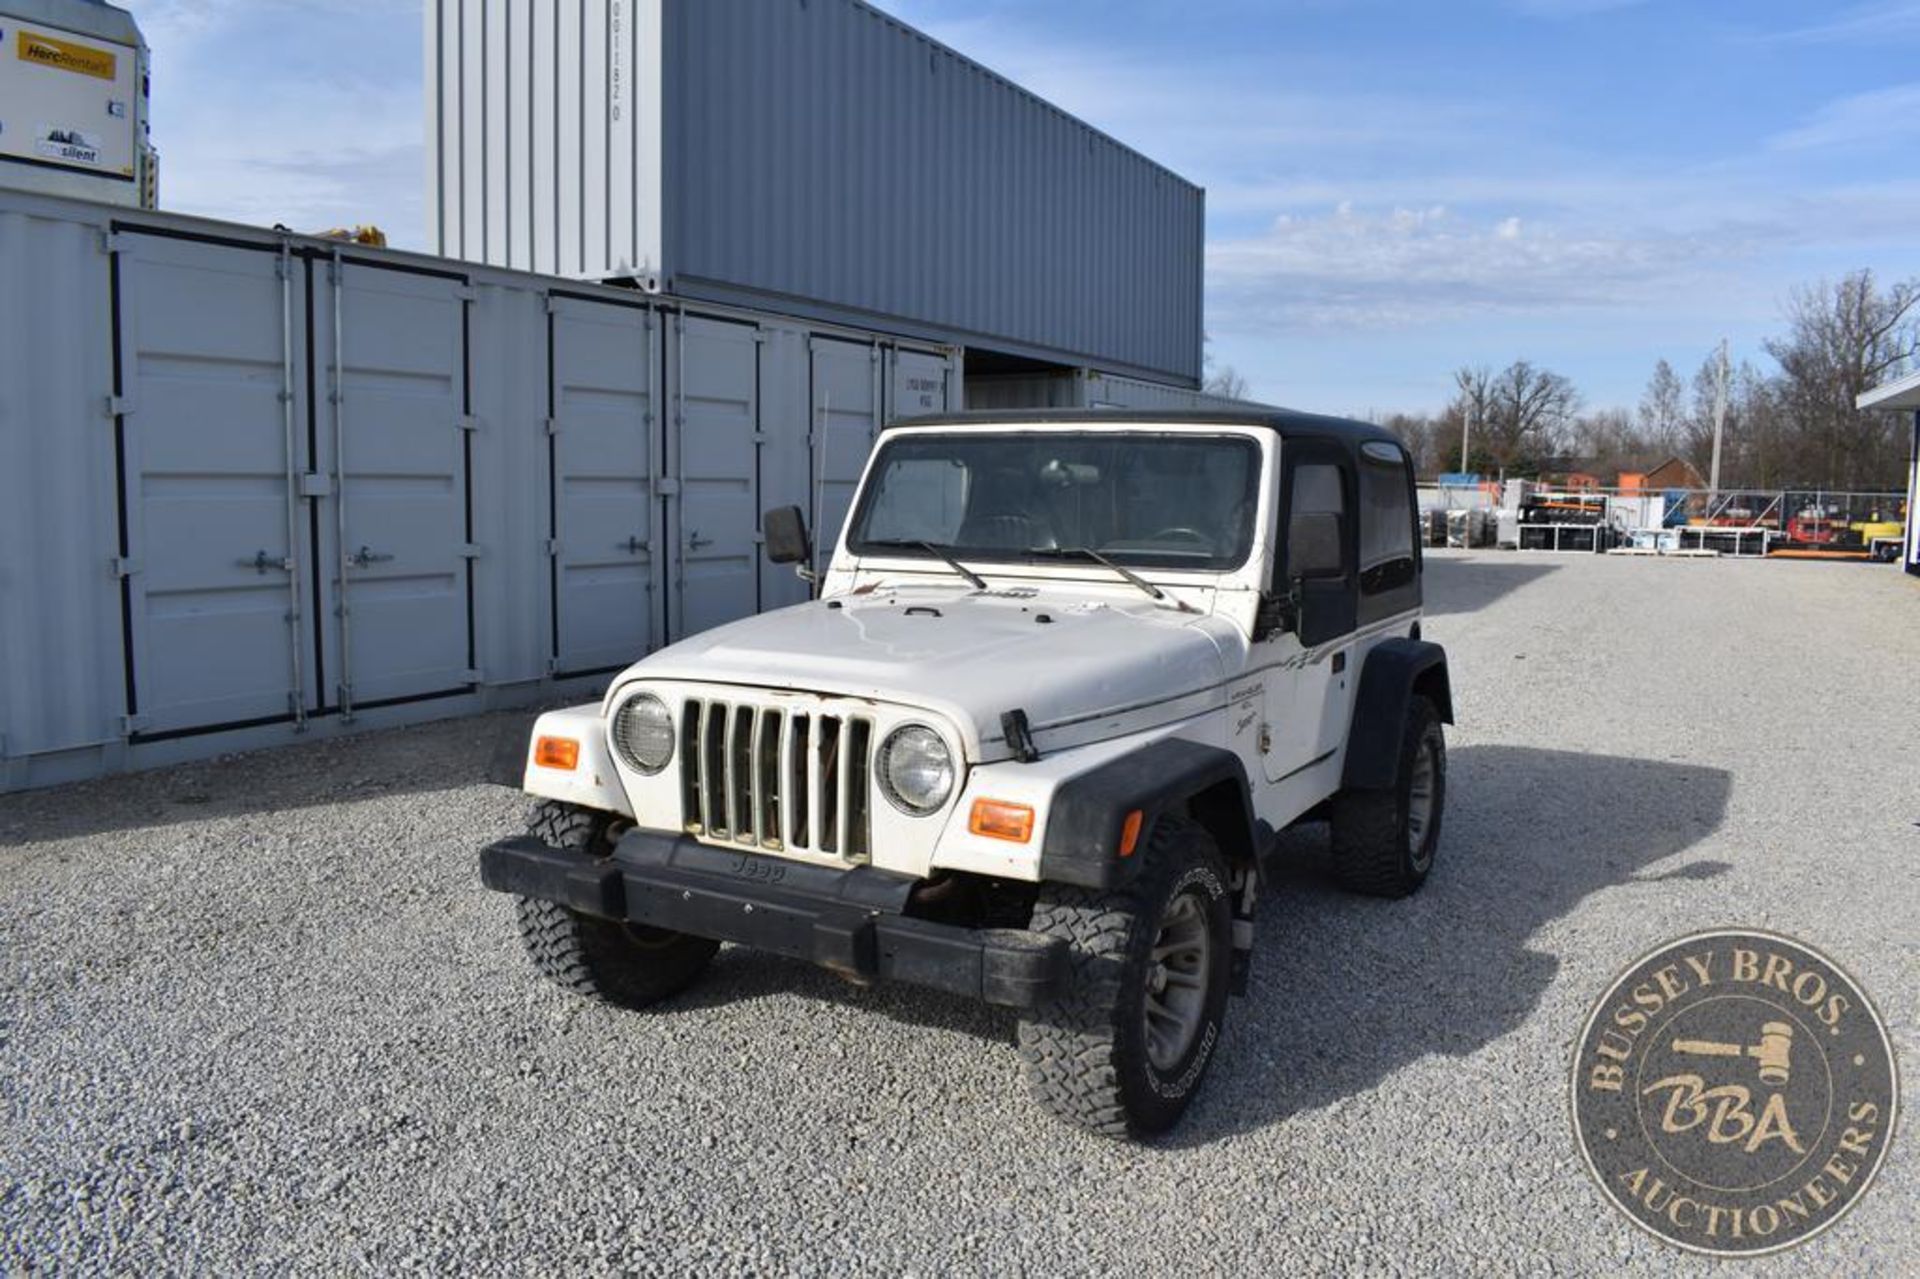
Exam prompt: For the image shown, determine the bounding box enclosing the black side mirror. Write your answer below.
[1287,511,1345,579]
[763,505,811,565]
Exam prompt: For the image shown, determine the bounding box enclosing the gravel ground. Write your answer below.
[2,551,1916,1275]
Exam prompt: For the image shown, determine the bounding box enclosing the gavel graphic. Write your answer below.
[1672,1022,1795,1086]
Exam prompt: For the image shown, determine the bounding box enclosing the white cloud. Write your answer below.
[1769,83,1920,152]
[135,0,427,245]
[1506,0,1652,15]
[1766,2,1920,45]
[1206,204,1728,331]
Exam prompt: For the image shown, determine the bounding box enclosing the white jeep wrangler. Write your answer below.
[481,409,1452,1138]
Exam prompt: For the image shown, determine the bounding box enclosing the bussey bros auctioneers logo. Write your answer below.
[1571,930,1897,1257]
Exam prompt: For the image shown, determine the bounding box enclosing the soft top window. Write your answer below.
[1358,442,1415,571]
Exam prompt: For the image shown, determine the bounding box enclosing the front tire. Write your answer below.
[513,801,718,1009]
[1017,816,1232,1139]
[1329,695,1446,898]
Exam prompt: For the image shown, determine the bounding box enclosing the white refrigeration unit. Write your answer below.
[0,0,155,207]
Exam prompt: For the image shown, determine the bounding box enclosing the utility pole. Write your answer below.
[1460,400,1473,474]
[1708,338,1729,501]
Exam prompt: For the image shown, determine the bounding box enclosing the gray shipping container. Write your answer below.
[426,0,1205,387]
[0,186,955,791]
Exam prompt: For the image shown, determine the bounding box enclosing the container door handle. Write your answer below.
[686,530,713,551]
[622,536,648,554]
[239,550,294,574]
[349,545,394,568]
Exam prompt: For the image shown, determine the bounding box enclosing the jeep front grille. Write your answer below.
[678,698,874,860]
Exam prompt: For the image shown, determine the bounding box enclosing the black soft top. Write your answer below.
[895,408,1403,454]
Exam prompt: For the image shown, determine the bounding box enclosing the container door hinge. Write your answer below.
[105,394,134,418]
[545,538,563,556]
[102,231,135,256]
[753,330,769,345]
[655,477,682,495]
[297,473,332,498]
[454,284,478,303]
[458,543,482,559]
[752,431,769,444]
[543,417,561,436]
[544,294,561,315]
[457,414,479,433]
[120,713,150,735]
[110,556,141,578]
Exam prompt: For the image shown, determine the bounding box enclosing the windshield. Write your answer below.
[846,431,1263,571]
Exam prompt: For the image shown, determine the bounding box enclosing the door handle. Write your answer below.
[622,536,649,554]
[239,550,294,574]
[349,545,395,568]
[686,531,713,551]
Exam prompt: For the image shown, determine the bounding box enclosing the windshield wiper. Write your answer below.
[1026,545,1190,609]
[862,539,988,590]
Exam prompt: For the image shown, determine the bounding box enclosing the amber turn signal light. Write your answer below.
[1118,809,1144,858]
[968,798,1035,843]
[534,736,580,771]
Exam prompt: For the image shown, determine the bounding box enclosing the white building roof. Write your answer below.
[1855,367,1920,411]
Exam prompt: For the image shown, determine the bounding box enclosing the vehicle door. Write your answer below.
[1258,442,1359,784]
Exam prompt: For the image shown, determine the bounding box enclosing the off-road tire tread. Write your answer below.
[513,801,717,1009]
[1017,816,1225,1139]
[1330,695,1442,898]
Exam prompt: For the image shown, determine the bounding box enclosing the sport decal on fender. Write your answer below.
[1570,929,1898,1257]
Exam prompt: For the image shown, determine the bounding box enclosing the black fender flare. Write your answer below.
[1038,738,1256,892]
[1342,638,1454,791]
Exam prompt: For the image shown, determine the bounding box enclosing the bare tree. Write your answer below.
[1764,269,1920,488]
[1203,364,1250,400]
[1570,407,1649,477]
[1200,331,1250,401]
[1453,360,1578,476]
[1374,412,1441,477]
[1637,359,1686,455]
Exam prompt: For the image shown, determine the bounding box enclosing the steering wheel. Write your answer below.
[1145,527,1212,546]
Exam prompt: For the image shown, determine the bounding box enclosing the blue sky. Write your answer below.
[132,0,1920,415]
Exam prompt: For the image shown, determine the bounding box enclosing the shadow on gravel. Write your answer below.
[667,744,1734,1147]
[0,711,541,848]
[1165,744,1733,1148]
[673,948,1016,1044]
[1421,556,1560,617]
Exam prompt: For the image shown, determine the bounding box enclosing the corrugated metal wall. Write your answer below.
[427,0,1205,387]
[427,0,664,280]
[965,369,1265,413]
[0,188,956,791]
[664,0,1204,385]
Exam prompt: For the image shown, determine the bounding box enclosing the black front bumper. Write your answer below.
[479,830,1064,1008]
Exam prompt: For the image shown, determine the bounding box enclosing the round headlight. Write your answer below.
[610,692,675,774]
[876,724,955,815]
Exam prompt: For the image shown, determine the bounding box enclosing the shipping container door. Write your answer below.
[113,233,318,735]
[314,259,475,710]
[886,347,951,423]
[668,315,760,640]
[551,296,661,674]
[811,337,880,571]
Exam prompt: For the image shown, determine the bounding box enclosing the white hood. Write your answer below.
[620,584,1240,758]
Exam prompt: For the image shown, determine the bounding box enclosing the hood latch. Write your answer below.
[1001,709,1040,763]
